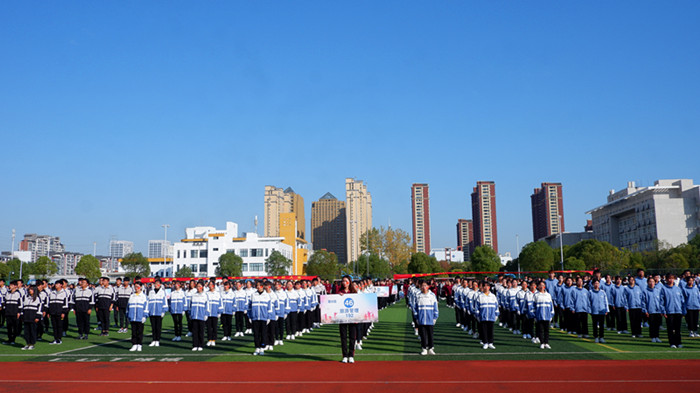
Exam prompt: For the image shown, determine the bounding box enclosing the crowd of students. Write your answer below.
[0,276,329,353]
[437,269,699,350]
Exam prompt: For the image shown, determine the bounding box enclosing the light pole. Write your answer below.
[516,234,520,278]
[559,215,564,270]
[162,224,170,277]
[93,241,97,256]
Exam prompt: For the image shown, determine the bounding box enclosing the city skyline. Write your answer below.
[1,3,698,259]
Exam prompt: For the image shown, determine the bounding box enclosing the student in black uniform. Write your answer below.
[21,286,43,350]
[72,278,95,340]
[95,277,115,336]
[3,281,23,345]
[48,280,70,345]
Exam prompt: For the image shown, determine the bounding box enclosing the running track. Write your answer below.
[2,360,698,392]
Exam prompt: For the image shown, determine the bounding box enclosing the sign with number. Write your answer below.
[320,293,378,324]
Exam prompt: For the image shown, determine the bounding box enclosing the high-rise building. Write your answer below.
[456,219,473,258]
[311,192,347,264]
[531,182,565,241]
[586,179,700,251]
[471,181,498,253]
[109,240,134,259]
[264,186,305,240]
[279,212,309,275]
[19,234,65,262]
[411,183,431,254]
[148,240,173,259]
[345,178,372,264]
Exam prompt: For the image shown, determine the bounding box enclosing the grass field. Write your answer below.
[1,300,698,362]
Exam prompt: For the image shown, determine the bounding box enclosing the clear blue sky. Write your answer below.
[1,1,699,258]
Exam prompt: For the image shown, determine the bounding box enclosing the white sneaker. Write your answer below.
[197,347,203,351]
[540,344,545,349]
[544,344,551,349]
[599,338,606,343]
[488,344,495,349]
[523,334,528,339]
[594,338,599,343]
[472,333,478,339]
[348,357,354,363]
[186,332,192,337]
[483,344,489,350]
[172,337,178,342]
[420,348,428,355]
[267,345,273,351]
[259,350,265,356]
[356,343,363,350]
[428,348,435,355]
[456,323,462,328]
[211,341,215,347]
[129,345,138,352]
[192,347,198,351]
[342,357,348,363]
[279,340,284,346]
[670,345,677,349]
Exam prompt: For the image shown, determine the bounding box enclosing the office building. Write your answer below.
[471,181,498,253]
[264,186,306,240]
[531,182,565,241]
[311,192,347,264]
[109,240,134,259]
[587,179,700,251]
[346,178,372,264]
[148,240,173,259]
[411,183,431,253]
[456,219,473,259]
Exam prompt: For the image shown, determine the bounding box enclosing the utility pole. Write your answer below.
[516,234,520,278]
[559,215,564,270]
[93,241,97,256]
[162,224,170,276]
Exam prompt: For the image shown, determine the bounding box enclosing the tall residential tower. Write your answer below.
[264,186,305,240]
[471,181,498,253]
[456,219,473,258]
[411,183,431,253]
[311,192,347,264]
[531,182,565,241]
[345,178,372,264]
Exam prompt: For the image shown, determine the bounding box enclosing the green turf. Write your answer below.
[0,301,698,362]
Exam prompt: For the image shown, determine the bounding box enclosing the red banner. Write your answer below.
[139,275,318,284]
[393,270,593,280]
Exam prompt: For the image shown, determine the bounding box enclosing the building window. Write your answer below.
[191,264,198,272]
[199,264,207,274]
[227,249,235,254]
[239,249,249,258]
[251,248,263,257]
[249,263,264,272]
[177,250,180,258]
[213,248,219,251]
[199,250,208,258]
[190,250,198,258]
[242,263,249,272]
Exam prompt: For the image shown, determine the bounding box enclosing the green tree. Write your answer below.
[305,250,341,280]
[0,261,10,280]
[350,254,392,279]
[470,246,501,273]
[5,258,30,282]
[75,255,102,282]
[564,256,586,271]
[518,241,556,272]
[565,239,630,271]
[407,252,441,274]
[266,250,292,276]
[121,252,150,279]
[360,226,412,270]
[216,252,243,277]
[31,256,59,279]
[175,265,193,278]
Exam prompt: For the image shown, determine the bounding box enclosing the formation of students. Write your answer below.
[0,276,330,353]
[436,269,700,350]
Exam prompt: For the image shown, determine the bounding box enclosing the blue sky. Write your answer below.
[1,1,699,257]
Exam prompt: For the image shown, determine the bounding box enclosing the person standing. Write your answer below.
[126,281,149,352]
[412,280,439,355]
[48,280,69,345]
[521,281,537,341]
[116,278,133,334]
[0,279,7,328]
[184,279,197,337]
[36,280,49,341]
[204,281,222,347]
[612,277,628,334]
[534,281,554,349]
[220,281,235,341]
[249,280,273,356]
[169,281,187,341]
[95,277,116,337]
[189,281,209,351]
[659,274,686,348]
[285,281,300,340]
[682,277,699,337]
[72,278,95,340]
[337,275,357,363]
[601,275,616,331]
[233,281,249,337]
[3,281,22,345]
[264,281,279,351]
[147,278,168,347]
[625,277,644,338]
[571,277,591,338]
[475,281,499,349]
[273,281,288,346]
[642,278,663,343]
[20,286,42,350]
[588,278,609,343]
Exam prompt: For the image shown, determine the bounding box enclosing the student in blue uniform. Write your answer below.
[588,278,609,343]
[412,280,439,355]
[612,276,628,334]
[475,281,499,349]
[534,280,554,349]
[249,280,273,356]
[642,278,663,343]
[659,274,686,348]
[625,277,644,338]
[285,280,300,340]
[233,280,249,337]
[189,281,209,351]
[205,280,222,347]
[682,277,699,337]
[126,281,149,352]
[220,281,235,341]
[147,278,168,347]
[169,281,187,342]
[571,277,591,338]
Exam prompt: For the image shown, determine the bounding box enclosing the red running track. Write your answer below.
[2,360,699,393]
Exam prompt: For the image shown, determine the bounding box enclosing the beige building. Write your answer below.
[345,178,372,264]
[264,186,305,240]
[311,192,347,264]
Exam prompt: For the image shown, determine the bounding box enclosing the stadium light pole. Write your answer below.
[559,215,564,270]
[162,224,170,277]
[516,234,520,278]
